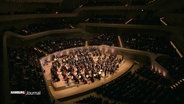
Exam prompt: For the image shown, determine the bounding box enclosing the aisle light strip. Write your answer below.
[118,35,123,48]
[34,47,47,56]
[85,41,88,47]
[160,17,168,26]
[69,24,74,29]
[170,41,183,58]
[170,78,184,89]
[79,5,83,8]
[125,18,133,24]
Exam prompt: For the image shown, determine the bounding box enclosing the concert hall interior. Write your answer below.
[1,0,184,104]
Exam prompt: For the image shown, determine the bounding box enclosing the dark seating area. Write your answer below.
[95,70,176,104]
[8,47,51,104]
[76,95,102,104]
[83,15,161,25]
[130,16,161,25]
[7,6,76,15]
[156,56,184,80]
[156,56,184,104]
[0,1,79,15]
[36,38,85,54]
[88,33,119,47]
[135,65,171,85]
[174,8,184,13]
[9,19,76,35]
[0,0,158,16]
[121,32,178,57]
[83,16,128,24]
[131,0,155,5]
[83,0,123,6]
[35,32,121,55]
[83,0,157,6]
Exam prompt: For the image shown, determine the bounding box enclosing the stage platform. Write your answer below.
[42,59,133,99]
[40,46,134,100]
